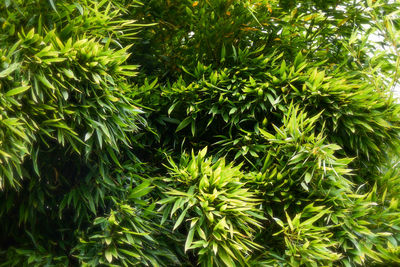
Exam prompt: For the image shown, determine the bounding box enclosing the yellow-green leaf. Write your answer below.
[5,85,30,96]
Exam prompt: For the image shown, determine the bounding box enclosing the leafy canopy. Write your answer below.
[1,0,400,266]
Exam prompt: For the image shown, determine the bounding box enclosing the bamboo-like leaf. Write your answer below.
[173,206,189,231]
[185,227,195,252]
[0,63,19,78]
[105,248,113,263]
[5,85,30,96]
[176,117,192,132]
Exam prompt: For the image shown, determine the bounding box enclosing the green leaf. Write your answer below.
[5,85,30,96]
[173,206,189,231]
[0,63,19,78]
[168,102,178,116]
[105,248,113,263]
[62,68,76,80]
[304,172,312,184]
[129,181,153,199]
[106,147,121,167]
[218,249,234,266]
[119,249,140,259]
[221,44,226,62]
[176,117,192,132]
[37,74,55,90]
[259,128,275,139]
[185,227,195,252]
[48,0,58,13]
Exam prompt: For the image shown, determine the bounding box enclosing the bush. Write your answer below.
[1,0,400,266]
[159,148,264,266]
[0,1,146,265]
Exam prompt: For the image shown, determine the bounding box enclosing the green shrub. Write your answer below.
[0,1,147,265]
[1,0,400,266]
[159,148,264,266]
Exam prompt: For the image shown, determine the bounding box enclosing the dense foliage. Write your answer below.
[1,0,400,266]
